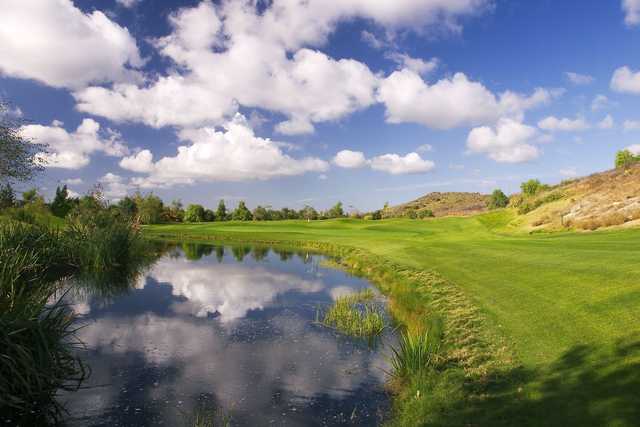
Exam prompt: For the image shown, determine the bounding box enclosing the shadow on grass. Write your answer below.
[455,334,640,427]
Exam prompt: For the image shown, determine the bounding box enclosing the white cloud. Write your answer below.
[591,94,614,111]
[623,120,640,131]
[598,114,615,129]
[565,72,594,85]
[416,144,433,153]
[98,173,130,200]
[387,52,439,75]
[0,0,143,88]
[119,150,154,173]
[332,150,368,169]
[626,144,640,154]
[370,152,434,174]
[20,119,128,169]
[559,167,578,177]
[377,69,556,130]
[611,66,640,94]
[73,0,488,132]
[116,0,140,8]
[538,116,590,132]
[361,30,386,49]
[467,118,540,163]
[623,0,640,25]
[122,113,328,186]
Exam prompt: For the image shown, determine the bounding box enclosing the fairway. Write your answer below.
[146,211,640,425]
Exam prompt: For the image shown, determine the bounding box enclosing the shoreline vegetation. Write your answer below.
[143,214,640,426]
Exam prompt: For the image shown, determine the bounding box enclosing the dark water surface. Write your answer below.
[61,244,391,426]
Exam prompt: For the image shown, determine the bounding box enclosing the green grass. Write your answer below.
[144,211,640,426]
[319,289,385,339]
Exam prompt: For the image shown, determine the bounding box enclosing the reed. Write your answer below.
[389,317,443,380]
[321,289,385,339]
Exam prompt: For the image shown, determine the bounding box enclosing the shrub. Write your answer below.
[417,209,434,219]
[615,149,640,169]
[487,189,509,209]
[389,317,443,380]
[405,209,418,219]
[184,204,206,222]
[520,179,546,197]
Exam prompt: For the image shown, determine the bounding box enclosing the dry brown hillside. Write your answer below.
[385,192,490,218]
[512,163,640,231]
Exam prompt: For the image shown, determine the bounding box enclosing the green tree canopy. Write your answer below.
[327,201,344,218]
[135,192,164,224]
[216,199,227,221]
[488,189,509,209]
[51,185,74,218]
[0,183,16,209]
[232,201,253,221]
[615,149,640,169]
[520,179,544,197]
[184,204,206,222]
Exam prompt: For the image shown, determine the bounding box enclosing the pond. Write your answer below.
[60,243,392,426]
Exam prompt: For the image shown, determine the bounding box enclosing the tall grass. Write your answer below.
[389,316,443,380]
[320,289,386,339]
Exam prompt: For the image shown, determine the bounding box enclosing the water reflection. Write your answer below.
[62,244,390,426]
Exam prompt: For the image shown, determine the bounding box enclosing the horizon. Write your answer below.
[3,0,640,211]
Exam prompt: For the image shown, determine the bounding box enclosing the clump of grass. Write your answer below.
[186,406,231,427]
[389,316,443,380]
[320,289,385,339]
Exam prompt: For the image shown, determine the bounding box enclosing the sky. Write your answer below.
[2,0,640,212]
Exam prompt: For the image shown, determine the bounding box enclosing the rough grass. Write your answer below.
[320,289,385,339]
[144,213,640,426]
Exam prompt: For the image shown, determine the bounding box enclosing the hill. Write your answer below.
[384,191,490,218]
[511,162,640,231]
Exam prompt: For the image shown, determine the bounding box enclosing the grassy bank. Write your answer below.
[144,210,640,426]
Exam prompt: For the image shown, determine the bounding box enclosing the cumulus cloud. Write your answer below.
[598,114,614,129]
[116,0,140,8]
[377,69,557,130]
[98,173,131,200]
[611,66,640,94]
[591,94,614,111]
[73,0,489,132]
[120,113,328,186]
[370,152,434,174]
[386,52,439,75]
[538,116,590,132]
[20,119,128,169]
[626,144,640,154]
[565,72,594,85]
[332,150,368,169]
[0,0,143,88]
[467,118,540,163]
[623,0,640,25]
[333,149,434,174]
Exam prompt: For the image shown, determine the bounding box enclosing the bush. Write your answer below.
[615,149,640,169]
[487,189,509,209]
[184,204,206,222]
[520,179,546,197]
[405,209,418,219]
[417,209,434,219]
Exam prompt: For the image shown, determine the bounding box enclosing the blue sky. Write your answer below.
[2,0,640,211]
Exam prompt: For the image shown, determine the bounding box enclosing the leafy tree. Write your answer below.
[216,200,227,221]
[520,179,544,197]
[0,101,46,183]
[184,204,206,222]
[417,209,434,218]
[300,205,318,221]
[232,201,253,221]
[405,209,418,219]
[22,188,40,204]
[51,185,73,218]
[487,189,509,209]
[117,196,137,220]
[252,205,270,221]
[204,209,216,222]
[615,149,640,169]
[135,192,164,224]
[371,209,382,220]
[0,183,15,209]
[327,201,344,218]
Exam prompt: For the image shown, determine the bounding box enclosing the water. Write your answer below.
[60,244,391,426]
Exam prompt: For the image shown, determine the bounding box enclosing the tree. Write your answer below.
[216,200,227,221]
[0,183,15,209]
[520,179,543,197]
[405,209,418,219]
[615,149,640,169]
[300,205,318,221]
[487,189,509,209]
[327,201,344,218]
[184,204,206,222]
[252,205,270,221]
[204,209,216,222]
[0,101,46,184]
[232,201,253,221]
[117,196,137,219]
[135,192,164,224]
[417,209,434,218]
[51,185,73,218]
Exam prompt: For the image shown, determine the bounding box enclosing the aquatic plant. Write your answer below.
[389,317,443,380]
[321,289,385,339]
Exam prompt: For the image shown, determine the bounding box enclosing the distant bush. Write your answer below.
[417,209,434,219]
[615,149,640,169]
[520,179,548,197]
[487,189,509,210]
[517,192,565,215]
[405,209,418,219]
[184,204,206,222]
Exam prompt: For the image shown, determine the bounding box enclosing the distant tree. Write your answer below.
[0,183,15,209]
[51,185,73,218]
[204,209,216,222]
[280,207,298,220]
[232,201,253,221]
[371,209,382,220]
[520,179,544,197]
[300,205,318,221]
[184,204,206,222]
[22,188,39,204]
[216,200,228,221]
[252,205,270,221]
[327,201,344,218]
[417,209,434,218]
[135,192,164,224]
[615,149,640,169]
[117,196,137,220]
[487,189,509,209]
[405,209,418,219]
[0,101,46,184]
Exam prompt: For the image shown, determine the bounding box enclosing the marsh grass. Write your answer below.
[186,406,231,427]
[389,317,443,380]
[320,289,386,340]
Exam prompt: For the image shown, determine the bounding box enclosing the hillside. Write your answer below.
[384,191,490,218]
[512,162,640,231]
